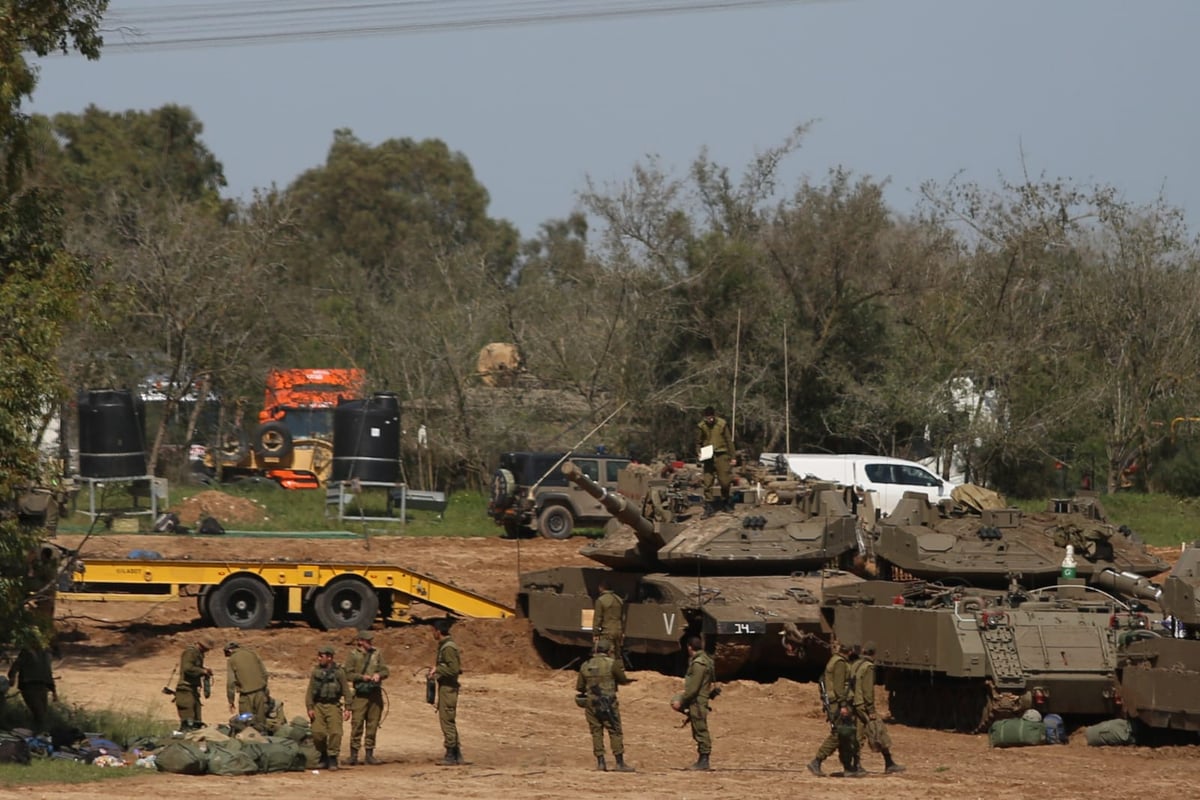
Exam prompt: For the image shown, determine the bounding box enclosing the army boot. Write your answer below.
[348,748,359,766]
[453,747,464,765]
[806,758,825,777]
[613,754,635,772]
[440,747,458,766]
[318,754,330,770]
[883,750,905,774]
[846,758,868,778]
[327,756,339,771]
[596,755,607,771]
[702,502,716,519]
[688,753,711,771]
[365,748,380,765]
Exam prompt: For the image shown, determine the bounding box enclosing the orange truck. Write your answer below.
[207,368,365,489]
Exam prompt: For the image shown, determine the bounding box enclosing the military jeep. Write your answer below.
[487,451,631,539]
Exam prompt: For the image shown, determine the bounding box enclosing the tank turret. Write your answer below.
[518,459,867,678]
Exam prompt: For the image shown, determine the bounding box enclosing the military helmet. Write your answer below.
[594,638,612,654]
[318,645,335,656]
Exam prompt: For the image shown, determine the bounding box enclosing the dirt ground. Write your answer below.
[23,532,1200,799]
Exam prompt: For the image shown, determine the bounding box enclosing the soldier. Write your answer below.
[427,618,463,766]
[174,638,214,728]
[593,580,625,657]
[7,646,56,731]
[224,642,270,729]
[344,629,389,765]
[851,642,904,775]
[807,640,861,777]
[696,406,733,517]
[671,635,715,770]
[576,638,635,772]
[306,645,351,771]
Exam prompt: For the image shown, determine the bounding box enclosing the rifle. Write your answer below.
[161,665,177,697]
[817,676,829,719]
[588,685,617,726]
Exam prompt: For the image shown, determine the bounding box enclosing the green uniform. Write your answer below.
[679,650,715,755]
[8,648,55,730]
[174,645,209,725]
[576,652,631,758]
[433,635,462,749]
[306,662,350,759]
[814,651,858,769]
[697,416,733,504]
[851,653,893,757]
[344,645,390,751]
[593,590,625,652]
[226,648,270,727]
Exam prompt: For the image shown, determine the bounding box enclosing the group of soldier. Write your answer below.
[585,581,905,775]
[173,618,462,771]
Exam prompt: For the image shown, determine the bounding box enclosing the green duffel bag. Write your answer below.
[298,741,322,769]
[1085,718,1136,746]
[989,718,1047,747]
[155,740,209,774]
[206,740,260,776]
[241,738,307,773]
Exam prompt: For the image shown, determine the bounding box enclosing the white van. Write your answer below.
[758,452,957,517]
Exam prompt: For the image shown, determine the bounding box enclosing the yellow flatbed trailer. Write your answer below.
[60,558,515,630]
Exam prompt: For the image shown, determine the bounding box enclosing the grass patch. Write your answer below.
[0,758,154,786]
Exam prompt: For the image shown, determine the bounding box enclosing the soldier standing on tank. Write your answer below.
[344,629,389,765]
[175,638,214,729]
[807,640,862,777]
[851,642,904,774]
[593,580,625,658]
[7,645,56,731]
[672,635,715,770]
[576,638,635,772]
[225,641,270,728]
[697,406,734,518]
[306,645,351,771]
[428,618,464,766]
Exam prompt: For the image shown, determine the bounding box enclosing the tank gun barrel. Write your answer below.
[562,461,665,548]
[1092,568,1164,603]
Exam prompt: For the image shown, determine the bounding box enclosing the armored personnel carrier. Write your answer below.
[821,490,1170,731]
[1117,543,1200,734]
[518,461,866,678]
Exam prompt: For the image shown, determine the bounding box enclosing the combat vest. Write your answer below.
[311,666,343,703]
[580,655,618,696]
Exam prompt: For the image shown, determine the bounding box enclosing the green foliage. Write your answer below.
[0,759,150,786]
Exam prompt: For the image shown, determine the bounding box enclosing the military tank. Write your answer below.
[821,489,1171,731]
[518,460,867,678]
[1116,542,1200,735]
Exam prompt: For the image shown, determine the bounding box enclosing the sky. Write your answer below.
[26,0,1200,240]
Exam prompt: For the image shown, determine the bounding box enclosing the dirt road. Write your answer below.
[31,532,1200,799]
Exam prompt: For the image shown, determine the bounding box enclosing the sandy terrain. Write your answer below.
[20,530,1200,799]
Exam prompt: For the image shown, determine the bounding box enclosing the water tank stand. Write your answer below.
[74,475,167,522]
[325,480,407,524]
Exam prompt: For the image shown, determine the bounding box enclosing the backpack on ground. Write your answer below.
[989,717,1047,747]
[241,737,306,773]
[1085,718,1136,746]
[1043,713,1067,744]
[154,739,209,774]
[206,740,259,776]
[0,731,31,765]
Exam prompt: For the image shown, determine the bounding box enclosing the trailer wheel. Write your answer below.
[196,587,214,625]
[210,575,274,629]
[314,577,379,630]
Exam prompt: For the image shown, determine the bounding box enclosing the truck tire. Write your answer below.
[210,575,273,629]
[538,505,574,540]
[313,577,379,630]
[490,468,516,511]
[254,421,294,459]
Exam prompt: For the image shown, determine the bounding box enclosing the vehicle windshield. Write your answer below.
[279,408,335,439]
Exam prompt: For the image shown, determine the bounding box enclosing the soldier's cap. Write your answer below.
[318,645,335,656]
[197,638,215,651]
[224,641,240,652]
[594,638,612,653]
[861,640,877,655]
[356,630,374,642]
[703,405,715,417]
[837,640,854,653]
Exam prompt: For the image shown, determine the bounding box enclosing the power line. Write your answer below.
[98,0,839,53]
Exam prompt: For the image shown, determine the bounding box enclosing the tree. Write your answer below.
[1,0,107,648]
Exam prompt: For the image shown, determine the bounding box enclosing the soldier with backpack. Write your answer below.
[575,638,635,772]
[306,645,351,770]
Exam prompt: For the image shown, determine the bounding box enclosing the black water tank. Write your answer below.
[332,392,401,483]
[78,389,147,478]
